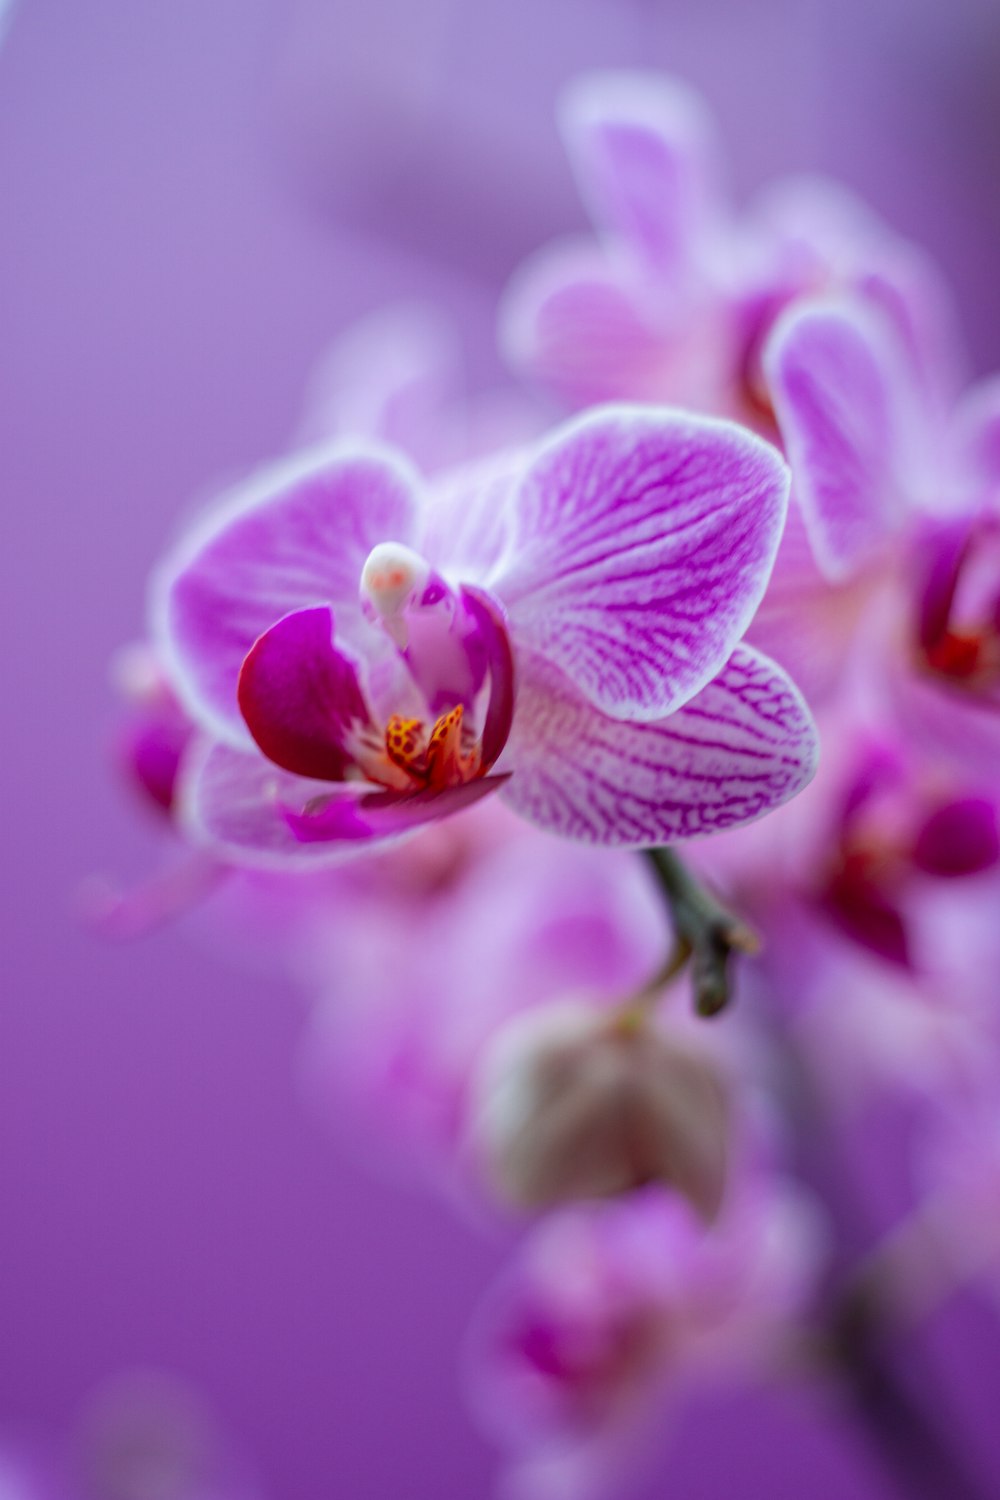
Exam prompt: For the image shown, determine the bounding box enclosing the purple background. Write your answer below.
[3,1,1000,1495]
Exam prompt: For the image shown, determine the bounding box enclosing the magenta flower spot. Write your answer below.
[812,734,1000,968]
[153,408,817,862]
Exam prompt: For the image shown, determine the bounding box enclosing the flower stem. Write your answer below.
[818,1273,991,1500]
[774,1038,993,1500]
[641,847,758,1016]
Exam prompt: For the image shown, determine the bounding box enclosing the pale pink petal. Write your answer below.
[421,450,522,583]
[181,740,509,865]
[764,296,911,581]
[493,407,789,721]
[178,740,360,867]
[559,70,725,280]
[295,300,463,471]
[499,237,673,409]
[500,646,818,846]
[953,375,1000,503]
[744,499,871,704]
[153,445,420,743]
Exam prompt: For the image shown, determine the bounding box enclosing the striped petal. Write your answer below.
[500,646,818,846]
[492,407,789,722]
[153,445,420,743]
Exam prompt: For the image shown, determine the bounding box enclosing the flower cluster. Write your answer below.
[101,67,1000,1500]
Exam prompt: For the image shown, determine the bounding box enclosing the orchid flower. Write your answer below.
[501,70,964,432]
[152,405,817,863]
[765,296,1000,768]
[499,72,969,706]
[465,1176,823,1500]
[695,708,1000,1107]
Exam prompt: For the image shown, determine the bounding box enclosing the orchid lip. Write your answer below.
[236,580,516,846]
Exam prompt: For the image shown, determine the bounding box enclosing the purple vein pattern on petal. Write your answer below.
[559,70,724,280]
[500,646,818,846]
[492,406,790,722]
[238,606,373,782]
[764,298,908,582]
[153,445,420,743]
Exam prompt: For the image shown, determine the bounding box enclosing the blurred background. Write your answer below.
[3,0,1000,1495]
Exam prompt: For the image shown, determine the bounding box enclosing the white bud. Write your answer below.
[468,1002,729,1221]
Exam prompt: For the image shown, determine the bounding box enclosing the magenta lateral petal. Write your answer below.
[494,407,789,722]
[153,446,420,742]
[459,585,515,768]
[237,606,374,782]
[500,646,818,846]
[285,775,510,844]
[500,238,671,408]
[559,71,723,279]
[764,298,908,582]
[915,519,971,654]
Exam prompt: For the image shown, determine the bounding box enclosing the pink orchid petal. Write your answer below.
[500,236,672,408]
[559,70,724,280]
[182,740,510,864]
[179,741,358,866]
[500,645,818,846]
[493,406,789,722]
[459,585,515,769]
[237,606,374,782]
[285,774,510,844]
[744,499,869,705]
[915,518,973,654]
[953,375,1000,502]
[856,243,968,424]
[295,301,462,470]
[912,798,1000,878]
[153,446,420,743]
[421,450,522,584]
[764,296,909,581]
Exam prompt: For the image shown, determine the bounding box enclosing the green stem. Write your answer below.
[641,847,758,1017]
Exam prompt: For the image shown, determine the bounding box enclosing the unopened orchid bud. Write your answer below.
[468,1002,729,1221]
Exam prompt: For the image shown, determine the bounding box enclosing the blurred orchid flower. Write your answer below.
[698,713,1000,1105]
[152,406,817,862]
[502,70,964,431]
[500,72,970,707]
[765,297,1000,766]
[465,1176,824,1500]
